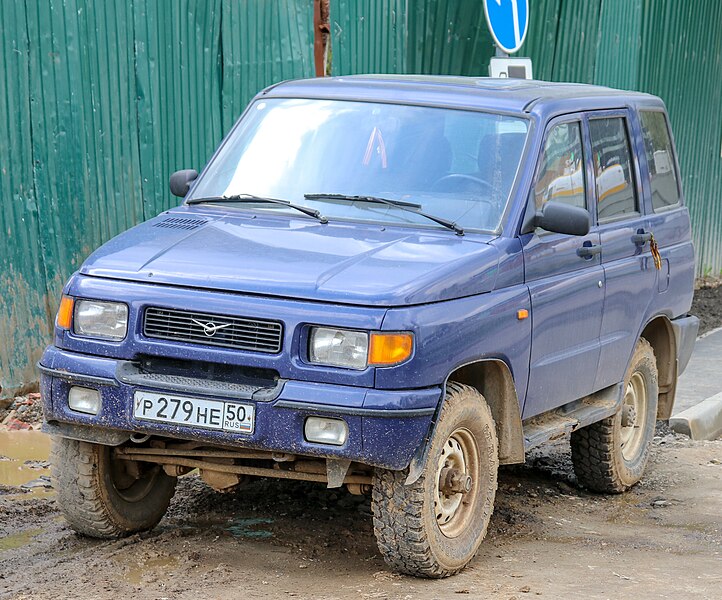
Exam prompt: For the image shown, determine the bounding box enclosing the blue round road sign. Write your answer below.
[483,0,529,54]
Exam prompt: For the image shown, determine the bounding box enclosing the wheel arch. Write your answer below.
[640,315,677,420]
[404,357,523,486]
[447,359,525,465]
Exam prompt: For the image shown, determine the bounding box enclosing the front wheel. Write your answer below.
[372,382,499,578]
[571,338,659,493]
[51,438,177,538]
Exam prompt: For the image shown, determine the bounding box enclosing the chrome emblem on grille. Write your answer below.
[191,318,232,337]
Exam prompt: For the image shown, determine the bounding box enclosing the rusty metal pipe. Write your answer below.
[115,453,372,485]
[115,446,282,460]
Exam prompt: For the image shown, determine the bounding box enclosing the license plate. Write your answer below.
[133,391,254,434]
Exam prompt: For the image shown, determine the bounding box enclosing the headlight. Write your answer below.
[308,328,414,370]
[309,327,369,370]
[73,300,128,341]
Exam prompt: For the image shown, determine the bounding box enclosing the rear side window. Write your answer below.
[589,117,638,221]
[533,121,586,210]
[640,111,681,211]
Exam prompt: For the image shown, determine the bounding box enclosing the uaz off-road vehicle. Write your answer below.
[41,76,697,577]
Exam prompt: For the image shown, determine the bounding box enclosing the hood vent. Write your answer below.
[153,217,208,231]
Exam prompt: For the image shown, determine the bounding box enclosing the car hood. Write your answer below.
[79,208,501,306]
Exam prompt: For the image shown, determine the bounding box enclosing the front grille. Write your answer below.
[143,307,283,354]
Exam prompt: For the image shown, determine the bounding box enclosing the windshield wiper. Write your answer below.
[305,193,422,209]
[304,193,463,236]
[187,194,328,223]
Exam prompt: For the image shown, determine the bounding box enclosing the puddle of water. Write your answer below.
[225,517,274,539]
[0,430,52,490]
[120,556,179,585]
[0,528,43,552]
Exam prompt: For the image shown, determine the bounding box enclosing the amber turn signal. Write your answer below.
[517,309,529,320]
[56,295,74,330]
[368,332,414,366]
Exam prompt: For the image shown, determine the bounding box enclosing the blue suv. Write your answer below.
[41,76,698,577]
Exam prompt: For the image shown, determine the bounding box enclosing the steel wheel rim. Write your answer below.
[620,371,648,461]
[434,427,479,538]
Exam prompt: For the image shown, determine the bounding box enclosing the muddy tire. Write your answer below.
[371,382,498,578]
[51,438,176,538]
[571,338,658,493]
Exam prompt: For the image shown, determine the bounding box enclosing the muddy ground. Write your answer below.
[691,280,722,336]
[1,427,720,600]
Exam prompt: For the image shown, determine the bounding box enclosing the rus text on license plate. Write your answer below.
[133,391,254,434]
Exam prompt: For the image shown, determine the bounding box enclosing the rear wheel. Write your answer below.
[571,338,658,493]
[51,438,176,538]
[371,382,498,578]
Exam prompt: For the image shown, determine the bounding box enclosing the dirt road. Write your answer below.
[1,426,720,600]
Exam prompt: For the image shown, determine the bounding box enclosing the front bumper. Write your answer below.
[39,346,439,470]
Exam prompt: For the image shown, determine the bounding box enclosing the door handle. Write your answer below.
[577,244,602,258]
[632,230,653,245]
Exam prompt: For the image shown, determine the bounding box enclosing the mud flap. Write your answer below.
[404,417,438,485]
[326,458,351,488]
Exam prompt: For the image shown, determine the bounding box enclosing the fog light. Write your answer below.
[68,386,100,415]
[304,417,348,446]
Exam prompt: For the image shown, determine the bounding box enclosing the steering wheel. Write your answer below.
[432,173,494,195]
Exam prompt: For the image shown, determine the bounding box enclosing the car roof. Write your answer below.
[263,74,664,119]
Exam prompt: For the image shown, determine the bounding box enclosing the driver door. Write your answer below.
[521,117,605,418]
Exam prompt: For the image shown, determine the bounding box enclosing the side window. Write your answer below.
[640,111,681,211]
[588,117,638,221]
[533,122,586,210]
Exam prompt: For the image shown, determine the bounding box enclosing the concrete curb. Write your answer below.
[698,324,722,340]
[669,392,722,441]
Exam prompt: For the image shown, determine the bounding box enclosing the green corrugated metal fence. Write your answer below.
[637,1,722,275]
[331,0,406,74]
[332,0,722,276]
[0,0,52,398]
[222,0,315,132]
[2,0,721,396]
[331,0,495,75]
[0,0,314,397]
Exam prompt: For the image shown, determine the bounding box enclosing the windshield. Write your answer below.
[189,98,529,232]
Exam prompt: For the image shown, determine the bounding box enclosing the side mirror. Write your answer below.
[169,169,198,197]
[528,201,590,236]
